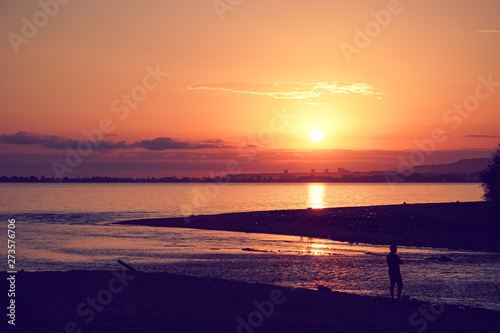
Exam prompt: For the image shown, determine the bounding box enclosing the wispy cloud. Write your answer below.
[186,81,383,100]
[307,102,329,106]
[475,30,499,33]
[464,135,500,138]
[0,132,230,151]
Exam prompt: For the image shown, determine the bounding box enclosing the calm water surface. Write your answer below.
[0,182,484,218]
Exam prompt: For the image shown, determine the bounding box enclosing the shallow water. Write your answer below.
[14,220,500,312]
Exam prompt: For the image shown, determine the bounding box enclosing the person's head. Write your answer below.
[390,244,397,253]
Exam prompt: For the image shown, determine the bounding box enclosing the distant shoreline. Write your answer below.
[116,201,500,253]
[0,176,483,183]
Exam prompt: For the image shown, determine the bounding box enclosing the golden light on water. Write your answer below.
[308,184,325,209]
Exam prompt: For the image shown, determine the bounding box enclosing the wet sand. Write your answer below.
[7,270,500,333]
[117,201,500,252]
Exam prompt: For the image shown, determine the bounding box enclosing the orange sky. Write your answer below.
[0,0,499,177]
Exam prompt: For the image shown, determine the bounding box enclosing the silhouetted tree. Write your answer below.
[480,144,500,207]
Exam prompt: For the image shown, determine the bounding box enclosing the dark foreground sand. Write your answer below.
[4,270,500,333]
[117,202,500,253]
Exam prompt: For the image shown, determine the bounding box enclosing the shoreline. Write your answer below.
[116,201,500,253]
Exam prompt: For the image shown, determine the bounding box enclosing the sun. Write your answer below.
[310,128,324,142]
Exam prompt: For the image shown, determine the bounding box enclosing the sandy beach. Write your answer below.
[117,201,500,253]
[6,270,500,333]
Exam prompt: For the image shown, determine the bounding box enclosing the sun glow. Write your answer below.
[310,128,324,142]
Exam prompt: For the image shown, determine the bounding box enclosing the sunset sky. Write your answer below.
[1,0,499,177]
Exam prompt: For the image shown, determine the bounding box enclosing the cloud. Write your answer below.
[0,132,59,146]
[134,137,229,150]
[0,132,128,150]
[0,132,229,151]
[475,30,499,33]
[464,135,500,138]
[186,81,383,100]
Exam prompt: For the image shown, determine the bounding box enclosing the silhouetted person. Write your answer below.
[387,244,403,299]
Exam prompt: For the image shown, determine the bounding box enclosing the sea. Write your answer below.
[1,182,500,311]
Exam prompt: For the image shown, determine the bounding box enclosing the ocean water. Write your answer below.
[2,182,499,311]
[0,182,484,219]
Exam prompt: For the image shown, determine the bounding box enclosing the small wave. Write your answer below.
[242,248,268,253]
[0,211,161,225]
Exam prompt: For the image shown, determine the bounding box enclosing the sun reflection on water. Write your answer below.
[308,184,326,209]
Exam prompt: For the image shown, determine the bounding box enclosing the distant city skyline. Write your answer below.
[0,156,491,182]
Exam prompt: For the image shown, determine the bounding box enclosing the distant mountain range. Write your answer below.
[413,158,491,174]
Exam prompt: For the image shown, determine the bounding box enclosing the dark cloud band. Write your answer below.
[0,132,228,151]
